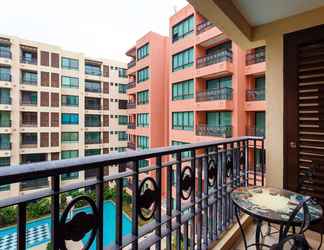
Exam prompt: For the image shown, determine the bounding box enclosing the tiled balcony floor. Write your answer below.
[234,222,324,250]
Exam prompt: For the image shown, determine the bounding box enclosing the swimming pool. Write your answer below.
[0,201,132,250]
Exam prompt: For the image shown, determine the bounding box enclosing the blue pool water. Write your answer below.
[0,201,132,250]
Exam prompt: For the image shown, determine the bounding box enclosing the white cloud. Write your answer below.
[0,0,188,62]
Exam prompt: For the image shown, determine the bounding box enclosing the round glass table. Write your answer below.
[231,186,323,249]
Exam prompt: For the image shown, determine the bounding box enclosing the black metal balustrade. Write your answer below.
[127,81,136,89]
[0,136,265,250]
[196,19,215,35]
[246,47,266,65]
[246,89,266,101]
[128,60,136,69]
[196,125,233,138]
[196,49,233,68]
[196,87,233,102]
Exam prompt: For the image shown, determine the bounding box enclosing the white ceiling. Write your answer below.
[232,0,324,26]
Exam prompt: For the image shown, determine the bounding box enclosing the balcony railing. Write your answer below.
[246,47,266,65]
[127,81,136,89]
[85,104,101,110]
[0,136,265,249]
[127,102,136,109]
[0,73,11,82]
[196,87,233,102]
[246,127,266,138]
[85,139,101,144]
[196,49,233,68]
[20,57,37,65]
[85,68,102,76]
[196,19,215,35]
[128,123,136,129]
[246,89,266,101]
[85,121,101,127]
[127,141,136,149]
[0,49,11,59]
[127,60,136,69]
[196,124,232,138]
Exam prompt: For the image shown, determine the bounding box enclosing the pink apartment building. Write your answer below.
[126,32,169,168]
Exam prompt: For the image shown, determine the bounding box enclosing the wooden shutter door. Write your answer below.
[284,25,324,230]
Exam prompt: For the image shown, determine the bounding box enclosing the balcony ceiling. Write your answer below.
[232,0,324,26]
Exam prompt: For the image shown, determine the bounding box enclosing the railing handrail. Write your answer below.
[246,88,266,101]
[0,136,262,186]
[246,47,266,65]
[196,48,233,68]
[196,19,215,34]
[196,86,233,95]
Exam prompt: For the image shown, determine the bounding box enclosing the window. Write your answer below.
[85,115,101,127]
[118,68,127,78]
[21,112,37,126]
[0,134,10,149]
[137,43,149,60]
[0,67,11,81]
[137,136,149,149]
[61,57,79,70]
[117,147,127,153]
[139,159,149,168]
[172,15,194,42]
[0,157,10,191]
[61,95,79,107]
[118,131,128,141]
[172,48,194,72]
[21,91,37,105]
[137,67,149,83]
[206,112,232,128]
[118,84,127,94]
[255,112,266,137]
[118,115,128,125]
[137,113,149,128]
[21,133,37,145]
[61,113,79,125]
[85,64,101,76]
[85,132,101,144]
[85,80,101,93]
[0,44,11,59]
[85,97,101,110]
[255,76,265,90]
[172,141,191,158]
[61,132,79,143]
[21,71,37,84]
[0,111,11,127]
[61,150,79,180]
[172,112,194,130]
[172,79,194,100]
[206,76,232,90]
[137,90,149,105]
[61,76,79,89]
[0,88,10,105]
[85,149,101,156]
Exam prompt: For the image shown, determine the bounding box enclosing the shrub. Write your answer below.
[0,206,17,226]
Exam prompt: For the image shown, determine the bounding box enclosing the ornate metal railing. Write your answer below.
[196,49,233,68]
[246,88,265,101]
[0,136,265,250]
[196,124,233,138]
[196,19,215,35]
[246,47,266,65]
[196,87,233,102]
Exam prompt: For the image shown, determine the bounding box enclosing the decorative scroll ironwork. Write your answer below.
[180,166,194,200]
[59,195,99,250]
[138,177,158,221]
[208,159,217,187]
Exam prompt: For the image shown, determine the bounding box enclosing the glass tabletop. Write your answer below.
[231,186,323,224]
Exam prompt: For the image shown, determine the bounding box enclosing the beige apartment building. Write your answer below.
[0,35,128,197]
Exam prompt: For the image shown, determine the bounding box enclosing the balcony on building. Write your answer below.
[0,66,11,82]
[0,134,11,150]
[85,97,101,110]
[127,141,136,150]
[196,124,232,138]
[0,111,11,127]
[21,91,37,106]
[247,111,266,138]
[0,39,11,59]
[85,80,101,93]
[119,99,128,110]
[20,45,37,65]
[21,70,37,85]
[0,88,11,105]
[246,46,266,65]
[85,132,101,144]
[20,112,38,127]
[196,18,215,35]
[20,133,37,148]
[118,131,128,141]
[85,60,102,76]
[85,114,101,127]
[128,115,136,129]
[127,95,136,109]
[127,78,136,89]
[127,60,136,69]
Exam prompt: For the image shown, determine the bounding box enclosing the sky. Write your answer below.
[0,0,188,62]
